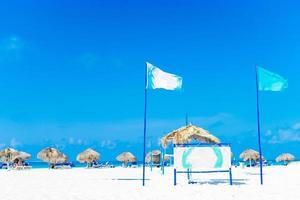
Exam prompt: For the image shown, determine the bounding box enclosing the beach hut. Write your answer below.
[76,148,100,167]
[116,152,137,167]
[37,147,66,168]
[276,153,295,165]
[240,149,261,167]
[160,124,220,149]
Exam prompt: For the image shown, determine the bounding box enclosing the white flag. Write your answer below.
[146,62,183,90]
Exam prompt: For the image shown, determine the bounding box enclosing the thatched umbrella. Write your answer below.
[12,151,31,163]
[240,149,260,161]
[116,152,137,167]
[240,149,261,167]
[76,148,100,167]
[0,148,20,169]
[37,147,66,168]
[160,124,220,148]
[0,148,19,163]
[276,153,295,165]
[56,153,68,163]
[145,150,166,164]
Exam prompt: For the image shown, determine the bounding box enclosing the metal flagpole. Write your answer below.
[142,63,148,186]
[255,66,264,185]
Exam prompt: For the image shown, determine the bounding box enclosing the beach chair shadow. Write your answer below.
[245,172,266,176]
[189,179,248,185]
[111,178,151,181]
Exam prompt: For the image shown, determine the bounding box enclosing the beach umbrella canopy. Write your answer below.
[0,148,20,163]
[145,150,166,164]
[56,153,68,163]
[37,147,66,164]
[76,148,100,164]
[12,151,31,162]
[239,149,261,161]
[276,153,295,163]
[160,124,220,149]
[116,152,137,163]
[164,154,171,162]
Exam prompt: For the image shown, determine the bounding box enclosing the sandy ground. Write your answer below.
[0,163,299,200]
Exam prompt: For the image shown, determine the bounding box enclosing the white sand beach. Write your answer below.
[0,163,299,200]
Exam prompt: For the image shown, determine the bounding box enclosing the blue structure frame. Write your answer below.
[173,143,233,186]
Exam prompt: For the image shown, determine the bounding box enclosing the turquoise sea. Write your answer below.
[1,160,297,169]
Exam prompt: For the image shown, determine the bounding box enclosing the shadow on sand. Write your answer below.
[189,179,248,185]
[245,172,266,175]
[109,178,151,181]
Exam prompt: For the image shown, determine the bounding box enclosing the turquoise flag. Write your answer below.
[258,67,288,92]
[146,62,183,90]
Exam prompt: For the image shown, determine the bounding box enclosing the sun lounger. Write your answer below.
[1,163,8,169]
[54,163,72,169]
[127,162,138,168]
[90,161,101,168]
[90,161,114,168]
[23,162,32,169]
[1,163,15,170]
[103,162,114,168]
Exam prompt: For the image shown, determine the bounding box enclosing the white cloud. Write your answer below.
[78,53,99,69]
[54,143,66,150]
[265,130,272,136]
[146,141,152,148]
[0,143,6,149]
[0,113,254,151]
[292,123,300,130]
[68,137,75,145]
[268,123,300,144]
[77,139,83,145]
[0,35,25,62]
[10,138,21,148]
[5,36,22,50]
[100,140,117,150]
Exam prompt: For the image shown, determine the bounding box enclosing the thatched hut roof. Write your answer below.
[12,151,31,162]
[160,124,220,149]
[76,148,100,164]
[37,147,66,164]
[0,148,20,163]
[276,153,295,162]
[240,149,261,161]
[116,152,136,163]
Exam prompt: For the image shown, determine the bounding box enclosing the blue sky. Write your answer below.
[0,0,300,161]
